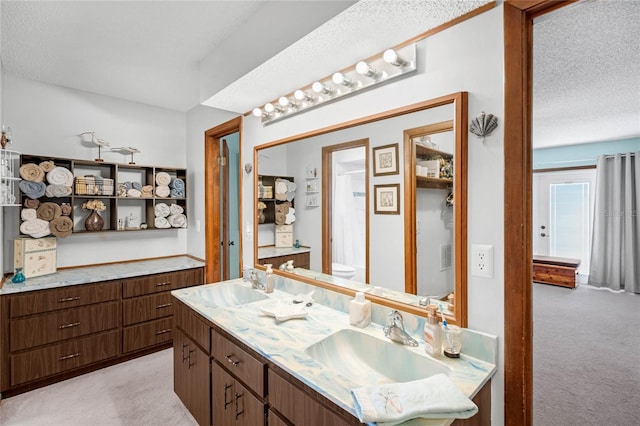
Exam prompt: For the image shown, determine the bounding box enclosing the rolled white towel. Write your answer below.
[154,202,170,218]
[154,217,171,229]
[127,188,142,198]
[20,218,51,238]
[155,172,171,186]
[169,203,184,215]
[46,167,74,186]
[21,208,38,221]
[168,213,187,228]
[155,185,170,198]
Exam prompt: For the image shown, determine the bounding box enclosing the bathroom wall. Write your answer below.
[1,74,189,269]
[235,7,506,423]
[533,137,640,169]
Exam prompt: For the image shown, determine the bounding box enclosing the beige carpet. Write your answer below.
[0,348,197,426]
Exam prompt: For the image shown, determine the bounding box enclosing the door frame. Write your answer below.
[321,139,370,283]
[503,1,575,424]
[204,116,243,283]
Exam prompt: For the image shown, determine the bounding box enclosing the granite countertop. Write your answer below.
[172,277,497,426]
[0,255,205,295]
[257,245,311,259]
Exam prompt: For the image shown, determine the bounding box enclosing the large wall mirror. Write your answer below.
[253,92,467,325]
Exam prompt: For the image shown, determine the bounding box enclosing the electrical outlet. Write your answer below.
[472,244,494,278]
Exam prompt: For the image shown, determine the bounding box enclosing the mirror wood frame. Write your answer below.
[253,91,468,323]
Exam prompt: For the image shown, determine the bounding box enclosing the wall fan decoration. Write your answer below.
[469,112,498,141]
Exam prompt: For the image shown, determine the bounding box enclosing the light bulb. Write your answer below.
[278,97,289,107]
[264,103,275,113]
[252,107,263,117]
[294,90,312,101]
[356,61,378,78]
[383,49,406,67]
[312,82,331,95]
[332,72,352,87]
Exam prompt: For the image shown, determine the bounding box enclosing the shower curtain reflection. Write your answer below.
[332,148,366,282]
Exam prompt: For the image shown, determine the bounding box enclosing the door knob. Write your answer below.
[540,233,550,237]
[229,241,235,246]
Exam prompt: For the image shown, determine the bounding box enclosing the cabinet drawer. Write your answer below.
[10,330,120,386]
[10,301,120,352]
[268,369,352,426]
[123,317,173,353]
[122,268,204,299]
[173,297,210,352]
[212,329,265,397]
[9,281,120,318]
[123,292,173,326]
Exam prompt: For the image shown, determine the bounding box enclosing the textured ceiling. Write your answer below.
[202,0,492,112]
[532,0,640,148]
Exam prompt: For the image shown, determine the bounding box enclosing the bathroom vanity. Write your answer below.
[172,276,496,425]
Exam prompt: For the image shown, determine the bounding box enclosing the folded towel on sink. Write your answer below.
[350,374,477,425]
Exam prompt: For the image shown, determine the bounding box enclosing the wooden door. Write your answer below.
[221,138,230,281]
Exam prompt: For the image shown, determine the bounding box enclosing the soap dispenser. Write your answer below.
[423,306,442,356]
[264,264,275,293]
[349,292,371,328]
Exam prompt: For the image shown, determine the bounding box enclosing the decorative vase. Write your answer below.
[11,267,25,283]
[85,209,104,231]
[258,209,265,224]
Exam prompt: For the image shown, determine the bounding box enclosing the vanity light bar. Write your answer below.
[253,43,417,125]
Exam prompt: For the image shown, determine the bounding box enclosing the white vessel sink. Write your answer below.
[192,283,268,307]
[304,329,450,385]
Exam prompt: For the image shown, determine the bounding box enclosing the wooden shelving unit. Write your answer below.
[415,144,453,190]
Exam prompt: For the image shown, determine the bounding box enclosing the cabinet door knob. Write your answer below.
[155,303,172,309]
[58,296,80,303]
[59,352,81,361]
[155,328,171,335]
[156,281,171,287]
[223,383,232,409]
[234,392,244,419]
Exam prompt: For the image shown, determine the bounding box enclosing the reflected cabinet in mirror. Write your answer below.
[254,92,467,325]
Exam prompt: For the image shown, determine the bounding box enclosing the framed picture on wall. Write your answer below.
[374,183,400,214]
[372,143,399,176]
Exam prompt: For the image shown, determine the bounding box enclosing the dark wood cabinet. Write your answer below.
[213,361,265,426]
[174,328,210,426]
[257,250,311,270]
[0,265,204,397]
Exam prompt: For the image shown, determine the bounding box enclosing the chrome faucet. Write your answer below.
[383,310,419,347]
[243,268,264,290]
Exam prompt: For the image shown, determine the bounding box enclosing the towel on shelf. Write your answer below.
[154,217,171,229]
[156,172,171,186]
[117,184,128,197]
[168,213,187,228]
[170,188,184,198]
[141,185,154,197]
[45,184,72,198]
[127,188,142,198]
[39,160,56,172]
[21,208,37,221]
[19,180,46,199]
[19,163,45,182]
[37,202,62,221]
[155,185,170,198]
[60,203,72,216]
[154,203,170,218]
[170,178,185,190]
[49,216,73,238]
[24,198,40,209]
[131,181,142,191]
[169,203,183,215]
[20,218,51,238]
[121,181,133,191]
[350,374,478,425]
[47,167,74,186]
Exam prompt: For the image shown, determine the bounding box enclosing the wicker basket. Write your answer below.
[74,176,114,196]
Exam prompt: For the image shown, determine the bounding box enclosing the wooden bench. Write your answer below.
[533,255,580,288]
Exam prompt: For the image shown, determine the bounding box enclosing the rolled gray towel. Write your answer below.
[170,188,184,198]
[122,181,133,190]
[131,182,142,191]
[19,180,46,199]
[170,178,185,190]
[45,184,72,198]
